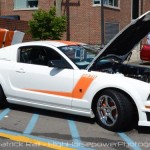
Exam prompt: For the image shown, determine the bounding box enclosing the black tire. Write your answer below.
[94,89,134,131]
[0,86,7,108]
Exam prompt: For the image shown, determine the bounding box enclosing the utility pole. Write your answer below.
[140,0,143,15]
[0,0,1,16]
[56,0,62,17]
[101,0,105,48]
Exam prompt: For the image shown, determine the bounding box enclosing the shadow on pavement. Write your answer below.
[136,126,150,134]
[7,103,96,125]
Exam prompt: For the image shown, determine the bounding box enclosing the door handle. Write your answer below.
[16,68,26,73]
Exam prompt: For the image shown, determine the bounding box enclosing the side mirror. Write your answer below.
[48,60,71,69]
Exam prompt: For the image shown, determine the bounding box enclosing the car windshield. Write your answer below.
[58,45,99,69]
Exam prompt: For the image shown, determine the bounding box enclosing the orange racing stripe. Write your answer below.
[26,89,72,98]
[145,106,150,109]
[72,75,97,99]
[53,40,81,46]
[24,74,97,99]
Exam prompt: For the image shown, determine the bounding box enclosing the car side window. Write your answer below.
[19,46,72,69]
[19,47,32,64]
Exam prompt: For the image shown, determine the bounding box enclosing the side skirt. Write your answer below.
[6,98,95,118]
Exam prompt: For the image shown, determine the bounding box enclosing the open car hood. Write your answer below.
[88,11,150,69]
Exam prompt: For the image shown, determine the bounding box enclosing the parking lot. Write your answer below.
[0,104,149,150]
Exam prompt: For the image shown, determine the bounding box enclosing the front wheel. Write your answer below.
[0,86,8,109]
[94,89,134,131]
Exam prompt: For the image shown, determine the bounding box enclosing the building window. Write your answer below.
[14,0,38,9]
[105,22,119,44]
[93,0,119,8]
[132,0,139,20]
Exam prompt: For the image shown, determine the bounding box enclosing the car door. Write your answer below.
[8,45,74,109]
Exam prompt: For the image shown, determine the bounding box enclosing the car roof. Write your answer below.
[15,40,83,48]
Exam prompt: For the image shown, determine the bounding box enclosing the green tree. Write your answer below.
[28,7,66,40]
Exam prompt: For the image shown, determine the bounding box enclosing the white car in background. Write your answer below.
[0,12,150,132]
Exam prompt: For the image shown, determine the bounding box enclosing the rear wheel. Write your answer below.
[94,89,134,131]
[0,86,7,108]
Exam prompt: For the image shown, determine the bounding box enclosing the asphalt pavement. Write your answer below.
[0,103,150,150]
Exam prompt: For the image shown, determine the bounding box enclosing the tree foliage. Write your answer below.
[28,7,66,40]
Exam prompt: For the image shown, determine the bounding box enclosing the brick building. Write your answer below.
[0,0,150,44]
